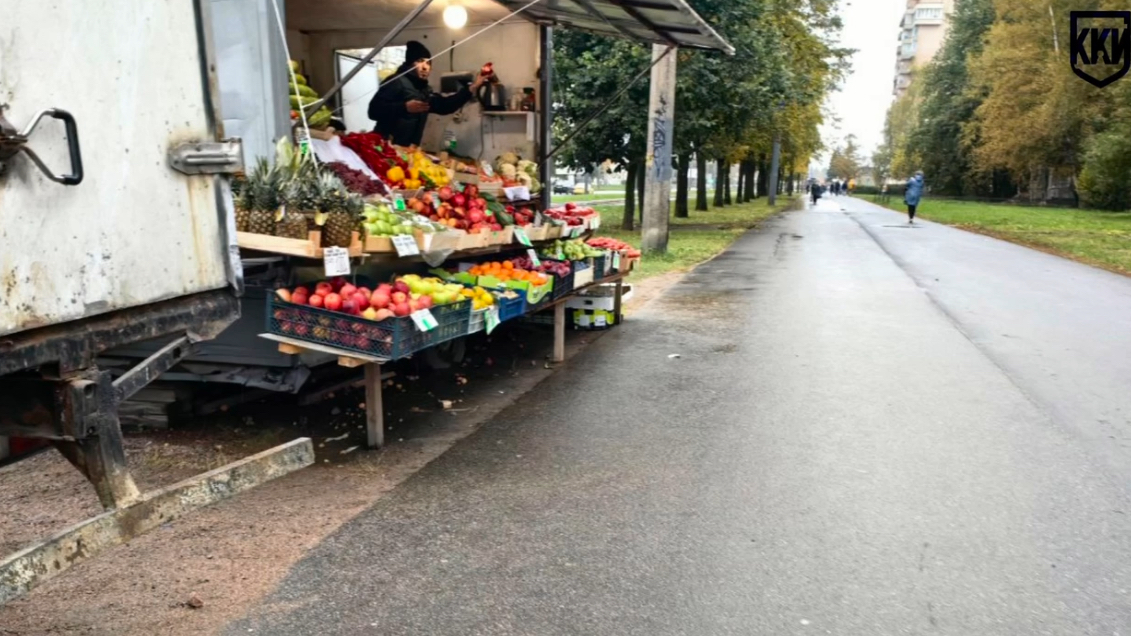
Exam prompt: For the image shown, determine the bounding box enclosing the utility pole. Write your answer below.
[642,45,677,253]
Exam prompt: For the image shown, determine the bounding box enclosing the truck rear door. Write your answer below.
[0,0,241,338]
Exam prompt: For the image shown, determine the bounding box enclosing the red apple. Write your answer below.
[291,293,308,306]
[315,282,333,296]
[352,292,370,310]
[422,192,435,206]
[452,193,466,208]
[376,283,394,295]
[468,209,485,224]
[392,291,408,305]
[491,223,503,231]
[370,292,391,309]
[475,197,487,209]
[418,295,434,309]
[438,185,454,201]
[340,283,357,298]
[330,277,348,291]
[394,281,410,294]
[294,323,310,337]
[293,286,310,297]
[408,298,421,312]
[308,294,324,308]
[342,299,358,315]
[374,308,395,321]
[324,293,343,311]
[464,184,479,198]
[393,302,411,317]
[357,286,372,297]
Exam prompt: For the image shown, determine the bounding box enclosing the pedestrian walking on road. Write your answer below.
[810,181,822,206]
[905,171,925,224]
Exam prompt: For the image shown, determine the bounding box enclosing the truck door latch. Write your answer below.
[169,140,244,176]
[0,104,84,186]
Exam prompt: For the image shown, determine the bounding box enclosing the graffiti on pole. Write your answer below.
[650,95,672,181]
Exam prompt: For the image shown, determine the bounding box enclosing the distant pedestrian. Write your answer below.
[905,171,925,224]
[810,181,822,206]
[848,178,856,196]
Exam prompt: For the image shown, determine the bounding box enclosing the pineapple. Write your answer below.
[246,159,279,235]
[275,179,310,239]
[232,173,252,232]
[318,173,358,248]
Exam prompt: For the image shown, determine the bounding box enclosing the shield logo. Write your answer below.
[1071,11,1131,88]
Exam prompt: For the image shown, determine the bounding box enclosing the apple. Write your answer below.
[464,184,479,198]
[565,202,577,212]
[342,299,358,315]
[370,293,390,309]
[324,293,343,311]
[394,280,410,294]
[475,197,487,209]
[275,289,292,303]
[468,209,485,224]
[291,293,308,306]
[418,295,434,309]
[376,282,393,294]
[355,336,371,350]
[374,308,395,321]
[340,283,357,298]
[408,298,421,312]
[362,307,379,321]
[294,324,310,337]
[422,192,435,206]
[352,292,370,310]
[308,294,324,308]
[293,286,310,297]
[330,277,348,291]
[490,223,503,231]
[391,291,407,305]
[357,286,372,297]
[315,282,333,296]
[438,185,454,201]
[393,302,411,317]
[452,193,466,208]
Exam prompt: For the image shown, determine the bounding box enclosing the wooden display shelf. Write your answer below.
[237,230,362,259]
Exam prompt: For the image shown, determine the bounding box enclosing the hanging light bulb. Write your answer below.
[443,4,468,29]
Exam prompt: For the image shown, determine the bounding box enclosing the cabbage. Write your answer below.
[498,152,519,166]
[499,163,518,179]
[517,159,537,177]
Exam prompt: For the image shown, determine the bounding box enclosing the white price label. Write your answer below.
[612,251,622,270]
[322,246,351,277]
[514,228,532,247]
[527,249,541,269]
[590,215,601,230]
[485,305,501,335]
[392,234,420,257]
[392,194,406,211]
[570,225,584,238]
[410,309,438,331]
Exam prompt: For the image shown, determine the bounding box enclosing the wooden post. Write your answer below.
[614,278,624,324]
[364,363,384,449]
[553,303,566,363]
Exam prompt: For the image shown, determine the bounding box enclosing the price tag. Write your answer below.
[590,215,601,230]
[612,251,622,270]
[514,227,532,247]
[323,246,351,277]
[392,234,420,257]
[556,247,565,260]
[527,249,541,269]
[594,313,608,328]
[410,309,438,332]
[392,193,406,211]
[570,225,584,239]
[485,305,501,335]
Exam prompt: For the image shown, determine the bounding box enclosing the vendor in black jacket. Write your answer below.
[368,41,487,146]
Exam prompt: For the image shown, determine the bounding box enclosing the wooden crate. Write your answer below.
[458,231,492,250]
[237,230,362,258]
[488,226,515,246]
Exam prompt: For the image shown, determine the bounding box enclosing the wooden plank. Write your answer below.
[237,230,362,259]
[364,363,384,449]
[552,302,566,363]
[277,342,304,355]
[260,334,388,364]
[0,439,314,605]
[337,356,366,368]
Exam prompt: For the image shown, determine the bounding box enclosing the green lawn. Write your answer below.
[554,192,628,203]
[592,196,798,280]
[870,197,1131,275]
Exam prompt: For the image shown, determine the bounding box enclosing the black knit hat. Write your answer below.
[405,40,432,63]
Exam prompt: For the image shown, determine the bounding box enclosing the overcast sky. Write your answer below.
[816,0,910,170]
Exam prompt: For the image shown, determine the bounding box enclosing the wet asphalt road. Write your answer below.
[228,197,1131,635]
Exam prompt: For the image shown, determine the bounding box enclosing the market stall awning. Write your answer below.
[494,0,734,54]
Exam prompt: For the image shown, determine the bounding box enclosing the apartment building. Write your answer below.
[893,0,953,96]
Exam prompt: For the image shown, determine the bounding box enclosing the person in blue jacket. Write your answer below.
[904,171,925,224]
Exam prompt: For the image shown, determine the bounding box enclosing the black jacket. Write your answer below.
[368,67,474,146]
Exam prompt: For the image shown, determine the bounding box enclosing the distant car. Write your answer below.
[552,183,572,195]
[573,184,588,195]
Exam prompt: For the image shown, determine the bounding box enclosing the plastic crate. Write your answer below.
[494,290,527,322]
[543,259,575,301]
[468,308,487,334]
[266,295,471,361]
[591,254,608,280]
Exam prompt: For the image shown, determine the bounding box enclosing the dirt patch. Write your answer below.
[0,272,690,635]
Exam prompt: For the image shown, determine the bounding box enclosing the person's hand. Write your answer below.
[406,99,430,114]
[470,73,487,92]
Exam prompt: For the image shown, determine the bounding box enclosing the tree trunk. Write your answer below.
[713,161,725,207]
[637,156,646,222]
[723,163,732,204]
[675,153,690,218]
[735,161,746,204]
[744,161,756,200]
[757,155,769,198]
[695,153,708,211]
[623,162,637,230]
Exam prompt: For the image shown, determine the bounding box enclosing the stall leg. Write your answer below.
[614,279,624,324]
[364,363,384,449]
[553,303,566,363]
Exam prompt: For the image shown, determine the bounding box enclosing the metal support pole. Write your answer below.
[539,25,554,211]
[768,130,782,206]
[641,44,677,253]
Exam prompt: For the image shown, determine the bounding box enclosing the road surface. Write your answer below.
[228,196,1131,635]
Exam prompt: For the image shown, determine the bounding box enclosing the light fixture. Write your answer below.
[443,4,468,29]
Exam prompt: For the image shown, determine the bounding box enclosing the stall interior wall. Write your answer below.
[298,21,539,160]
